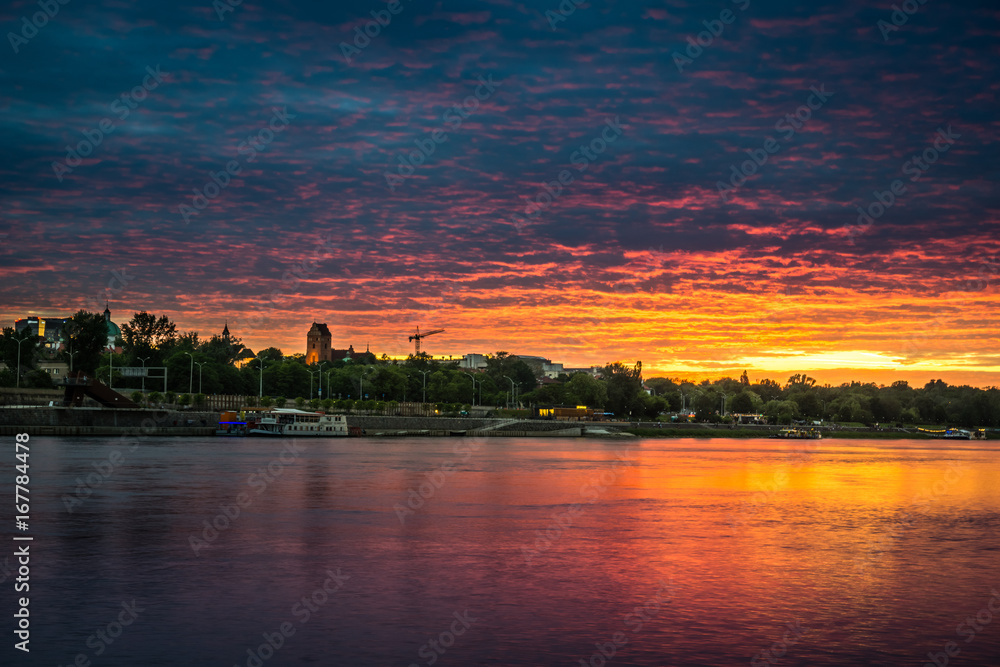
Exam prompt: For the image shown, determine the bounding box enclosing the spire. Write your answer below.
[222,321,230,338]
[104,302,111,321]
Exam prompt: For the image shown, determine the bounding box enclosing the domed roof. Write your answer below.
[106,320,121,337]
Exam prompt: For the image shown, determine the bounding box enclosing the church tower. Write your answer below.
[306,322,332,364]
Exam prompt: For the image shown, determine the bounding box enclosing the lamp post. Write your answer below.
[184,352,194,395]
[67,350,76,373]
[307,369,321,400]
[138,356,150,393]
[109,349,115,389]
[316,362,327,400]
[361,367,374,402]
[195,361,206,394]
[504,375,516,410]
[15,337,29,389]
[419,370,430,404]
[463,372,477,406]
[252,357,270,399]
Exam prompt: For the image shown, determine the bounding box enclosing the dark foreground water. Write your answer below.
[2,435,999,666]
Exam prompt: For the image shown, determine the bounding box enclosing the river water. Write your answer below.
[3,435,999,666]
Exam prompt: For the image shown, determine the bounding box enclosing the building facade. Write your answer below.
[305,322,333,364]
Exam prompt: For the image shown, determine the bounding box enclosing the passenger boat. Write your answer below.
[242,408,349,437]
[770,428,822,439]
[919,428,988,440]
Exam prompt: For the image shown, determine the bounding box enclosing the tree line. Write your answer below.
[3,310,998,426]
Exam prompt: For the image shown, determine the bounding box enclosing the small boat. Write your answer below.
[770,428,822,439]
[244,408,349,437]
[919,428,987,440]
[216,410,248,436]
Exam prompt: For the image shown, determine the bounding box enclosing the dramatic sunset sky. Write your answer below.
[1,0,998,386]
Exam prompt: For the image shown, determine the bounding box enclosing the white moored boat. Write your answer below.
[247,408,349,437]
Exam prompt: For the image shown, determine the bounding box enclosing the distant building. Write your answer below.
[305,323,376,364]
[564,366,603,378]
[14,316,68,351]
[542,361,564,378]
[103,303,121,350]
[306,322,333,364]
[459,353,488,370]
[38,359,69,379]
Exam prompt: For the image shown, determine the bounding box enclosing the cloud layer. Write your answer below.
[1,0,998,385]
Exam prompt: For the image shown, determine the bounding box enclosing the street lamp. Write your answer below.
[503,375,516,410]
[195,361,206,394]
[15,337,29,389]
[419,370,431,404]
[184,352,194,395]
[252,357,270,399]
[109,349,115,389]
[316,362,327,400]
[66,349,76,374]
[463,372,477,406]
[361,367,374,401]
[138,356,150,393]
[307,368,322,400]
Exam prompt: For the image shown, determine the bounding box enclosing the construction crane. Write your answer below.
[409,326,445,355]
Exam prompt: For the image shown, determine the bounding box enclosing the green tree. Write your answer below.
[730,391,759,414]
[120,312,177,359]
[567,372,608,407]
[62,310,109,374]
[603,361,644,417]
[764,399,800,425]
[0,328,40,380]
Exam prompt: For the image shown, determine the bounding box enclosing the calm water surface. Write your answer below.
[3,436,999,666]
